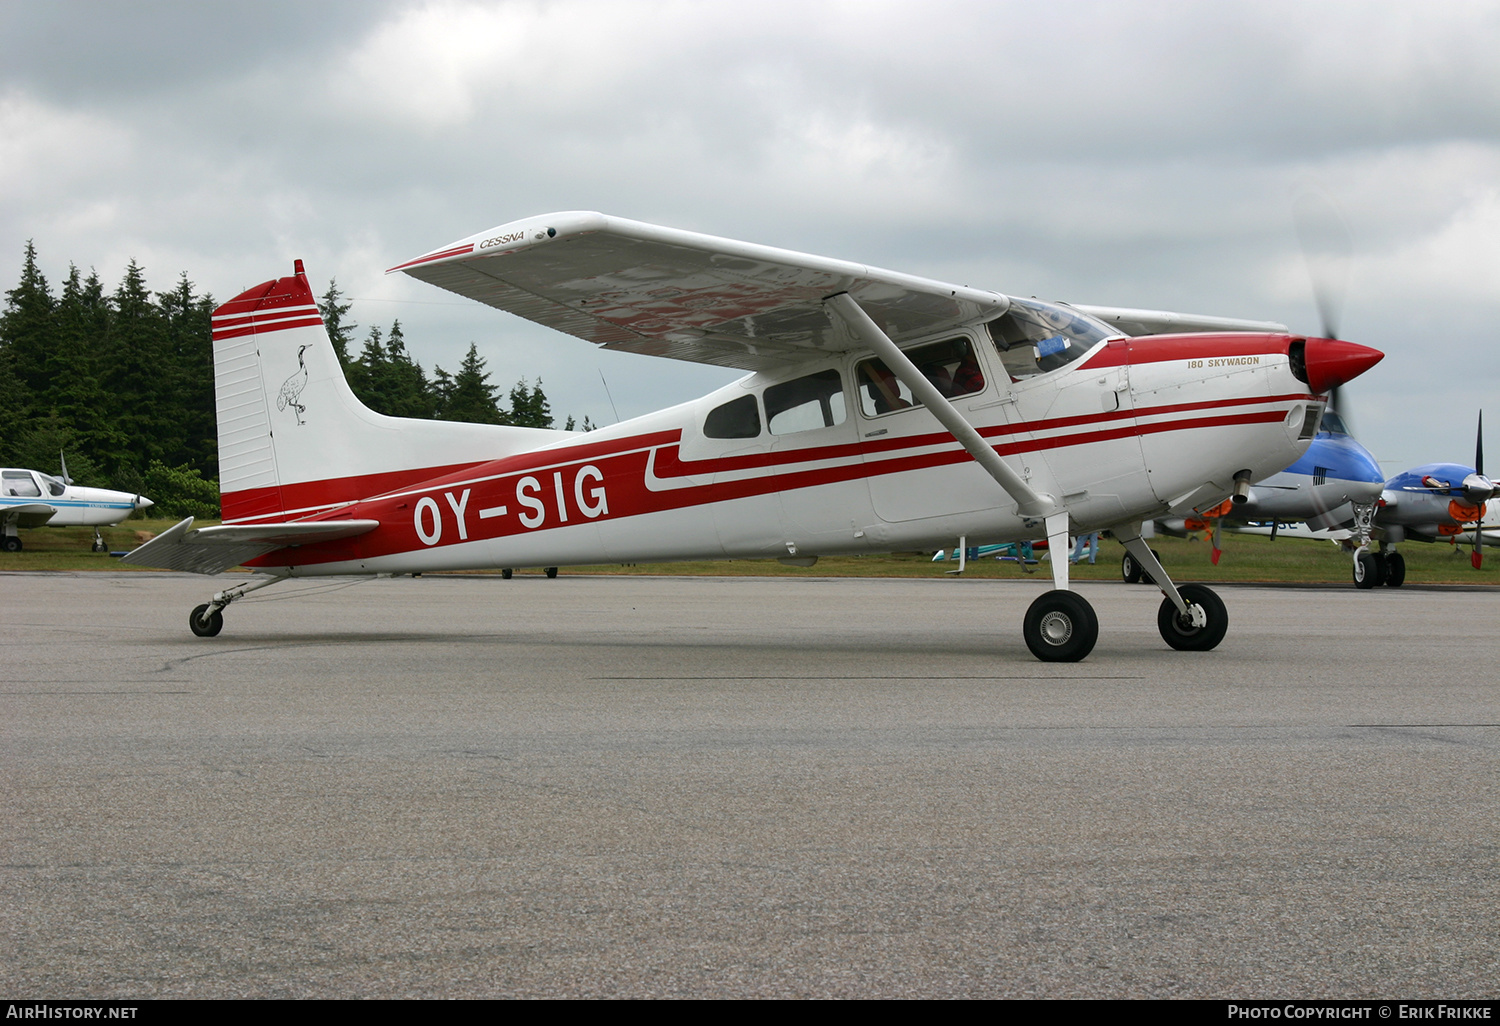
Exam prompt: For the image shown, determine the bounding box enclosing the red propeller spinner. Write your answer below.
[1298,338,1383,394]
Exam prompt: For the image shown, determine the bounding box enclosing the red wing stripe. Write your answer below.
[386,243,478,273]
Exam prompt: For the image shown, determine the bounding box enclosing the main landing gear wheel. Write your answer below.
[189,603,224,638]
[2,536,21,553]
[1157,584,1228,652]
[501,568,513,580]
[1384,552,1406,587]
[545,567,559,579]
[1023,590,1099,662]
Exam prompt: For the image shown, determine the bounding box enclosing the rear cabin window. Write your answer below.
[985,297,1114,380]
[704,394,761,439]
[766,369,847,435]
[855,336,985,418]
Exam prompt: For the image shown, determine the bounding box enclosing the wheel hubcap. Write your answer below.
[1039,610,1073,645]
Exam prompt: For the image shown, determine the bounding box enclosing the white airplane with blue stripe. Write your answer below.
[1,464,153,553]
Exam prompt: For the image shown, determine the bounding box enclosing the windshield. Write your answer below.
[985,297,1116,379]
[1317,410,1349,436]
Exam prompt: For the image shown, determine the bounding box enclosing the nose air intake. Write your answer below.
[1292,338,1384,394]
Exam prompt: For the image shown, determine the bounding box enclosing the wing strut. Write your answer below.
[823,292,1059,521]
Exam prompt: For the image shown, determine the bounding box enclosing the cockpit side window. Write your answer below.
[3,470,42,498]
[855,336,985,418]
[41,474,66,497]
[766,369,847,435]
[704,394,761,439]
[985,298,1115,380]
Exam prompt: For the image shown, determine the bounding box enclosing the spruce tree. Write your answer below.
[437,344,505,424]
[317,279,357,371]
[508,377,553,429]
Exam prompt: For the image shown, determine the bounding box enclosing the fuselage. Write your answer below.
[241,325,1334,577]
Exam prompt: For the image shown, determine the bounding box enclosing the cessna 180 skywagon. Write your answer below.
[123,212,1383,661]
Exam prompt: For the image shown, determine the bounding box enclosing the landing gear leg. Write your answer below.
[187,573,287,638]
[1116,523,1228,652]
[1350,501,1384,589]
[1022,512,1099,662]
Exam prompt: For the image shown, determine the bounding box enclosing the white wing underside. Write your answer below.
[394,212,1290,371]
[120,517,379,575]
[394,212,1009,373]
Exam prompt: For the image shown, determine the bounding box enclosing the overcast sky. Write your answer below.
[3,0,1497,473]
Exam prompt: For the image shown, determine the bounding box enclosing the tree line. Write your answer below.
[0,243,589,516]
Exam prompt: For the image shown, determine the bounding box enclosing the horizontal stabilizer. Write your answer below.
[121,517,380,575]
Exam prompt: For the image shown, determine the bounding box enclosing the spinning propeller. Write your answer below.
[1294,191,1356,417]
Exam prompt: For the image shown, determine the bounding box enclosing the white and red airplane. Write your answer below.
[123,212,1383,660]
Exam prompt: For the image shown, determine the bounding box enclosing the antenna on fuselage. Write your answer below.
[598,367,621,424]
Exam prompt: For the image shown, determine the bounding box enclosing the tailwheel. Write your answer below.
[1384,551,1406,588]
[1156,584,1227,652]
[189,603,224,638]
[1023,590,1099,662]
[1353,551,1380,589]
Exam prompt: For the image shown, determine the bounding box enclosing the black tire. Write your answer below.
[1157,584,1228,652]
[1384,552,1406,588]
[501,568,513,580]
[91,539,107,553]
[2,536,21,553]
[1121,552,1142,584]
[1353,552,1378,589]
[189,604,224,638]
[1023,590,1099,662]
[545,567,559,579]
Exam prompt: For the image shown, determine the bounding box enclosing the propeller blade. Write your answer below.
[59,450,73,486]
[1477,410,1484,478]
[1294,190,1353,342]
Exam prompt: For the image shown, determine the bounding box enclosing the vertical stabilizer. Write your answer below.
[211,262,568,524]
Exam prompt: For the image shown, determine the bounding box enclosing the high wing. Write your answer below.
[393,213,1290,369]
[392,211,1010,372]
[121,517,380,575]
[1,502,58,529]
[1070,304,1287,337]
